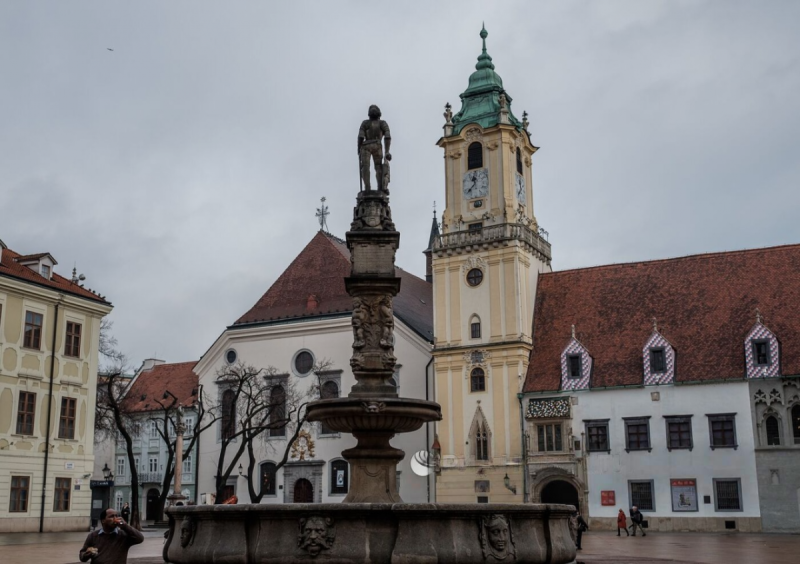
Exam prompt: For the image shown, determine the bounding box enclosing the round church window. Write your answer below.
[466,268,484,287]
[225,349,237,365]
[294,350,314,376]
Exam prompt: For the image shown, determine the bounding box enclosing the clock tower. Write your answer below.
[432,26,552,503]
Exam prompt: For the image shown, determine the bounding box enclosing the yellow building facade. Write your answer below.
[432,28,552,503]
[0,241,112,532]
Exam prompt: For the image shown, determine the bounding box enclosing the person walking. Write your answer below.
[574,510,589,550]
[617,509,629,536]
[629,506,646,537]
[120,502,130,523]
[79,507,144,563]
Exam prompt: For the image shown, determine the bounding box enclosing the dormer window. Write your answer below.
[40,265,50,279]
[567,355,581,378]
[650,348,666,373]
[467,142,483,169]
[753,341,770,366]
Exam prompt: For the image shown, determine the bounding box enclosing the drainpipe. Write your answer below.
[40,295,63,532]
[194,408,200,503]
[424,357,434,503]
[518,392,529,503]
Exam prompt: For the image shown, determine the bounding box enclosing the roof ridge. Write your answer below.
[547,242,800,276]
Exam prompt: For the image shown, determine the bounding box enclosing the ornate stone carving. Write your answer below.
[350,195,395,231]
[754,390,767,404]
[486,141,499,151]
[179,517,197,549]
[362,401,386,414]
[461,256,488,273]
[447,150,463,159]
[463,349,491,367]
[298,516,335,557]
[465,127,483,143]
[769,388,783,404]
[444,102,453,125]
[351,296,395,353]
[479,514,516,561]
[291,429,316,461]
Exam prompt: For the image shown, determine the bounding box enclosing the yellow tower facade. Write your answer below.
[432,27,552,503]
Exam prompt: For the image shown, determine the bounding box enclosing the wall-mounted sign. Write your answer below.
[65,462,74,470]
[90,480,114,488]
[601,491,616,506]
[670,479,698,512]
[475,480,490,493]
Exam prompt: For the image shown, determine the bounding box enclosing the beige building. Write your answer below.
[0,239,112,532]
[432,28,552,503]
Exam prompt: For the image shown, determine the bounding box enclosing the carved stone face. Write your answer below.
[299,516,334,557]
[488,520,509,552]
[179,518,195,548]
[480,515,514,560]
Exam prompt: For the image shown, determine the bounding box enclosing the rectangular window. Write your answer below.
[40,264,51,278]
[53,478,71,512]
[650,348,666,373]
[536,424,563,452]
[624,417,651,451]
[629,480,655,511]
[24,311,43,349]
[330,460,349,495]
[65,322,82,357]
[183,454,192,475]
[184,417,195,437]
[714,479,743,511]
[568,355,582,378]
[16,392,36,435]
[149,420,159,438]
[753,341,770,366]
[586,420,609,452]
[116,457,125,477]
[471,322,481,339]
[708,414,737,449]
[59,397,76,439]
[134,457,140,473]
[468,222,483,232]
[9,476,30,512]
[149,457,158,473]
[665,416,693,450]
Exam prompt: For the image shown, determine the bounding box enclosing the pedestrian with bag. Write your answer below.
[617,508,629,536]
[629,505,646,537]
[574,509,589,550]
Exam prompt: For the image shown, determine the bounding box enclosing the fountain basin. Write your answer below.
[164,502,577,563]
[305,397,441,434]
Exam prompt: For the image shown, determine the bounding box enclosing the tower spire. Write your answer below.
[476,24,494,70]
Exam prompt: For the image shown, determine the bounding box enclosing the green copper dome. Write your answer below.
[450,25,522,136]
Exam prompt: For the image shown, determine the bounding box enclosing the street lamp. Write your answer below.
[503,473,517,495]
[102,463,114,481]
[238,463,249,479]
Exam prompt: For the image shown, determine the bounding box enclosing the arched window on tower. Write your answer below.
[469,412,491,462]
[468,142,483,170]
[269,385,286,437]
[765,415,781,446]
[221,389,236,441]
[470,315,481,339]
[516,147,523,174]
[260,462,277,496]
[792,405,800,445]
[319,380,339,435]
[470,367,486,392]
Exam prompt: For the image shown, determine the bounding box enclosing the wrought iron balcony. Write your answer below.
[433,222,551,262]
[138,472,164,484]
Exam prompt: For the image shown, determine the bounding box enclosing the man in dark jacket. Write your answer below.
[120,502,130,523]
[629,506,646,536]
[79,508,144,563]
[574,510,589,550]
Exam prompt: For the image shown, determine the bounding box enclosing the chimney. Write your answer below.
[306,294,319,311]
[141,358,166,372]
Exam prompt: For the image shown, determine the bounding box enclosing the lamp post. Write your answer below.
[102,463,115,508]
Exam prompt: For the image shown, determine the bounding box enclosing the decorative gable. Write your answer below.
[560,332,592,391]
[642,331,675,385]
[745,320,780,379]
[527,397,570,419]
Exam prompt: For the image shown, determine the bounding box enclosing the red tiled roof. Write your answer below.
[234,231,433,341]
[0,246,110,304]
[124,361,199,412]
[524,244,800,392]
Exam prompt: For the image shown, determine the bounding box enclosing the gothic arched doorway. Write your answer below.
[293,478,313,503]
[541,480,580,511]
[145,488,160,520]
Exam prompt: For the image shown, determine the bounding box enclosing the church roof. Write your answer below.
[524,243,800,392]
[450,25,523,136]
[233,231,433,342]
[124,361,199,413]
[0,243,111,305]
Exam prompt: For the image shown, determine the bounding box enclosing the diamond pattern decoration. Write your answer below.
[642,331,675,385]
[745,322,780,379]
[560,338,591,391]
[527,397,571,419]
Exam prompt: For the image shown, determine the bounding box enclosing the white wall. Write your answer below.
[196,314,434,504]
[572,382,760,519]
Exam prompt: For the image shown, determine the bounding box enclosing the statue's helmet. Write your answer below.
[368,105,381,119]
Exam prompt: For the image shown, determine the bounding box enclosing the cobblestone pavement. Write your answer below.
[0,529,797,563]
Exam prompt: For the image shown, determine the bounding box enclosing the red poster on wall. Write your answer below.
[601,491,616,506]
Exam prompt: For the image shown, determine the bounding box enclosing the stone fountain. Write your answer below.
[163,107,576,563]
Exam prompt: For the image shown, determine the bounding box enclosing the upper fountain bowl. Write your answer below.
[306,397,441,434]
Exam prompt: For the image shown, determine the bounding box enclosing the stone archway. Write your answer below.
[293,478,314,503]
[145,488,160,521]
[541,480,580,511]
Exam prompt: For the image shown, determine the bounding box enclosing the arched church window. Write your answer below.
[516,148,523,174]
[470,315,481,339]
[260,462,277,496]
[221,389,236,441]
[269,385,286,437]
[468,142,483,170]
[475,420,489,461]
[792,405,800,445]
[470,367,486,392]
[319,381,339,435]
[765,416,781,446]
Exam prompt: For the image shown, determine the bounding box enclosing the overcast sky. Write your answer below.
[2,1,799,366]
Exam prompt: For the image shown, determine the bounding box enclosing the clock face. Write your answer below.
[463,168,489,200]
[515,174,526,205]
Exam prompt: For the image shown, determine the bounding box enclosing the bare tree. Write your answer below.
[208,361,328,503]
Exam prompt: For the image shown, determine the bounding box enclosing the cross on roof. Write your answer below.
[316,197,329,231]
